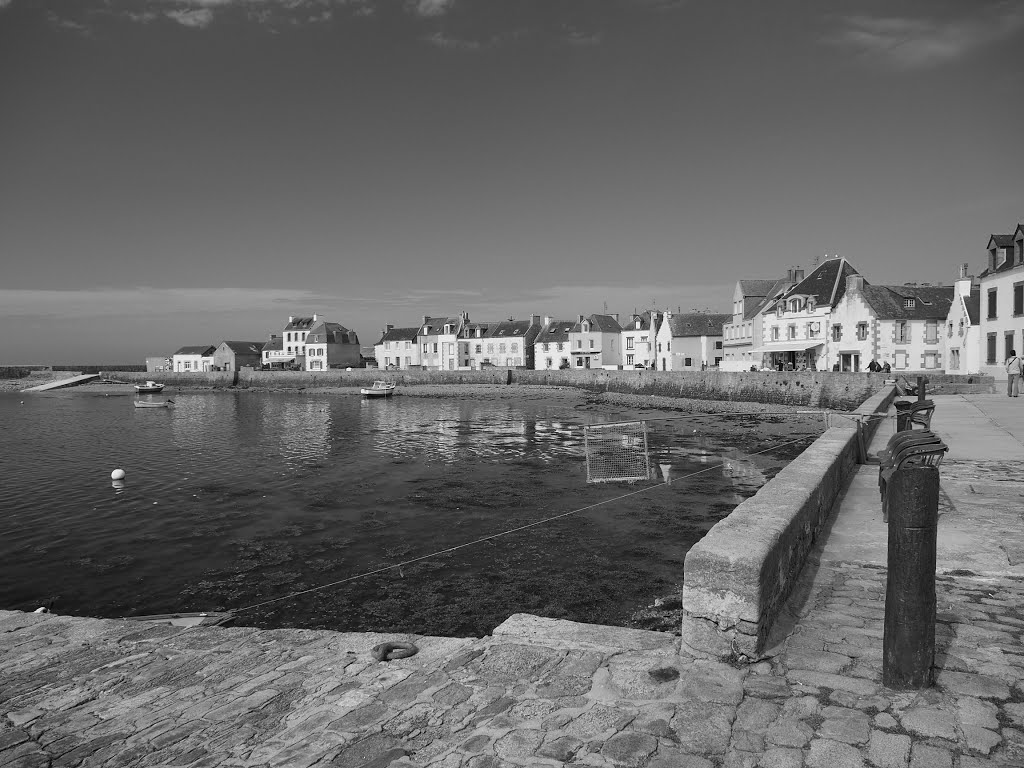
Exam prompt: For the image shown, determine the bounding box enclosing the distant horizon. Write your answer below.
[2,0,1022,364]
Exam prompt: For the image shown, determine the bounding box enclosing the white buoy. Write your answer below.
[110,469,126,481]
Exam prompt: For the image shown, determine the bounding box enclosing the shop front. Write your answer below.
[749,342,824,371]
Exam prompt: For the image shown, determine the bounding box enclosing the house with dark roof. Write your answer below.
[567,314,624,369]
[753,256,860,371]
[831,275,953,372]
[461,316,542,370]
[418,312,469,371]
[374,326,421,370]
[304,321,360,371]
[262,314,321,368]
[213,341,265,371]
[943,264,982,374]
[620,310,663,369]
[977,224,1024,380]
[533,318,577,370]
[654,311,731,371]
[171,345,216,372]
[721,272,797,370]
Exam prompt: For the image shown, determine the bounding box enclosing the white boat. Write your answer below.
[134,399,173,408]
[361,380,396,398]
[135,381,165,394]
[123,611,233,627]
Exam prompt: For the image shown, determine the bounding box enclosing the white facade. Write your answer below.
[568,315,622,369]
[978,227,1024,382]
[620,312,660,369]
[943,272,981,375]
[375,327,422,370]
[419,313,467,371]
[654,311,729,371]
[758,297,829,371]
[721,276,793,372]
[172,347,215,372]
[533,318,574,370]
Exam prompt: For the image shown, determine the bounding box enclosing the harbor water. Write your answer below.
[0,389,814,636]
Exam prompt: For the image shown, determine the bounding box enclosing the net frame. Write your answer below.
[584,420,651,483]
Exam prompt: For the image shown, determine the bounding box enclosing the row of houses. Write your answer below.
[148,315,362,373]
[371,223,1023,377]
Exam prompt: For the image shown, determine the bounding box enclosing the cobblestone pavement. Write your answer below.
[3,394,1024,767]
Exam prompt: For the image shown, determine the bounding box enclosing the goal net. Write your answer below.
[584,421,651,483]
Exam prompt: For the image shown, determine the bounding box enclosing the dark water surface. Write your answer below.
[0,390,807,636]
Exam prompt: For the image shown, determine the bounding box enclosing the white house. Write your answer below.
[755,257,859,371]
[533,318,575,370]
[977,224,1024,382]
[721,275,795,372]
[654,311,730,371]
[567,314,623,369]
[620,311,662,369]
[374,326,422,370]
[943,264,981,374]
[830,275,953,373]
[461,316,542,370]
[172,345,215,372]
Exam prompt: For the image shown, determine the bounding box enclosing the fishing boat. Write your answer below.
[123,612,234,628]
[360,380,396,398]
[134,381,165,394]
[134,399,173,408]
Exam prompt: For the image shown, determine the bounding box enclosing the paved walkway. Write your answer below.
[2,394,1023,767]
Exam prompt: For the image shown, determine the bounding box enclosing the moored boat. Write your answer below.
[134,399,173,408]
[361,380,396,398]
[135,381,165,394]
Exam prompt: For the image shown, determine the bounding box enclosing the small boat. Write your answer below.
[134,399,173,408]
[123,612,234,628]
[135,381,165,394]
[361,380,396,398]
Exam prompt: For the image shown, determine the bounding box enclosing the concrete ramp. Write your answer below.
[20,373,99,392]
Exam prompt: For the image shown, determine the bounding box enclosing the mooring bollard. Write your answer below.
[883,465,940,689]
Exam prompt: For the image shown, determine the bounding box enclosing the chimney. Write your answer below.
[793,266,805,282]
[846,274,864,293]
[959,262,969,279]
[288,316,294,323]
[543,315,552,326]
[312,313,318,322]
[268,333,279,341]
[531,314,541,326]
[577,314,585,324]
[423,315,429,325]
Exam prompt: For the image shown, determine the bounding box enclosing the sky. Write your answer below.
[1,0,1023,364]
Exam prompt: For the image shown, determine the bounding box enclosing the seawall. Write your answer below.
[679,384,897,660]
[101,369,992,410]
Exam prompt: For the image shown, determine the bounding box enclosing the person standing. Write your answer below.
[1008,349,1022,397]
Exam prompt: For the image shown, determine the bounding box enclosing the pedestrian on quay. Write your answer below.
[1007,349,1022,397]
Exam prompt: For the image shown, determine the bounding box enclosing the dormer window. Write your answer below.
[444,324,452,334]
[903,298,916,309]
[423,326,429,334]
[635,320,641,330]
[807,298,816,312]
[582,321,591,332]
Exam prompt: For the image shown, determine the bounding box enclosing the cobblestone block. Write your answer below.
[671,701,733,755]
[600,731,657,766]
[805,737,865,768]
[646,747,714,767]
[765,716,813,748]
[756,746,803,768]
[564,704,636,740]
[867,729,910,768]
[909,742,951,768]
[677,660,744,705]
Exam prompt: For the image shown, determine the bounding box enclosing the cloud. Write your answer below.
[165,7,215,28]
[411,0,453,18]
[828,5,1024,69]
[423,31,484,50]
[0,0,12,9]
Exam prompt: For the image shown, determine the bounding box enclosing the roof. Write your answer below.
[623,310,661,333]
[782,258,860,308]
[738,279,784,298]
[377,327,420,344]
[420,316,463,335]
[989,234,1015,249]
[665,312,731,337]
[746,278,794,320]
[173,345,216,356]
[979,226,1023,277]
[537,320,576,343]
[486,319,536,338]
[573,314,623,333]
[262,337,283,352]
[218,341,264,356]
[284,316,318,331]
[963,286,981,326]
[306,321,356,345]
[859,285,954,321]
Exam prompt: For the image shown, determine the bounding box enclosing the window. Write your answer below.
[772,327,780,341]
[950,349,960,370]
[487,344,494,353]
[948,322,953,338]
[715,341,722,349]
[924,351,938,369]
[657,342,662,352]
[1007,332,1016,360]
[856,322,868,341]
[576,358,583,367]
[385,357,391,366]
[1015,283,1024,316]
[958,319,964,337]
[666,342,671,351]
[626,338,634,350]
[556,343,563,352]
[498,343,506,354]
[895,350,908,370]
[895,322,909,344]
[422,343,428,354]
[988,289,998,319]
[405,357,411,366]
[475,344,482,353]
[684,357,692,366]
[589,340,594,349]
[925,321,938,344]
[511,343,518,352]
[831,325,842,342]
[542,343,549,352]
[433,343,439,353]
[903,298,916,309]
[546,358,552,369]
[626,354,634,365]
[576,340,582,349]
[809,322,819,338]
[788,325,797,340]
[405,341,411,349]
[987,333,997,364]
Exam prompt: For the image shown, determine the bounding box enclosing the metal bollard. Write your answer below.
[883,465,940,689]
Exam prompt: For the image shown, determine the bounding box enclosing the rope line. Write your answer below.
[229,431,818,616]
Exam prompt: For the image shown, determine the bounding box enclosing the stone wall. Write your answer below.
[102,371,237,388]
[679,384,898,661]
